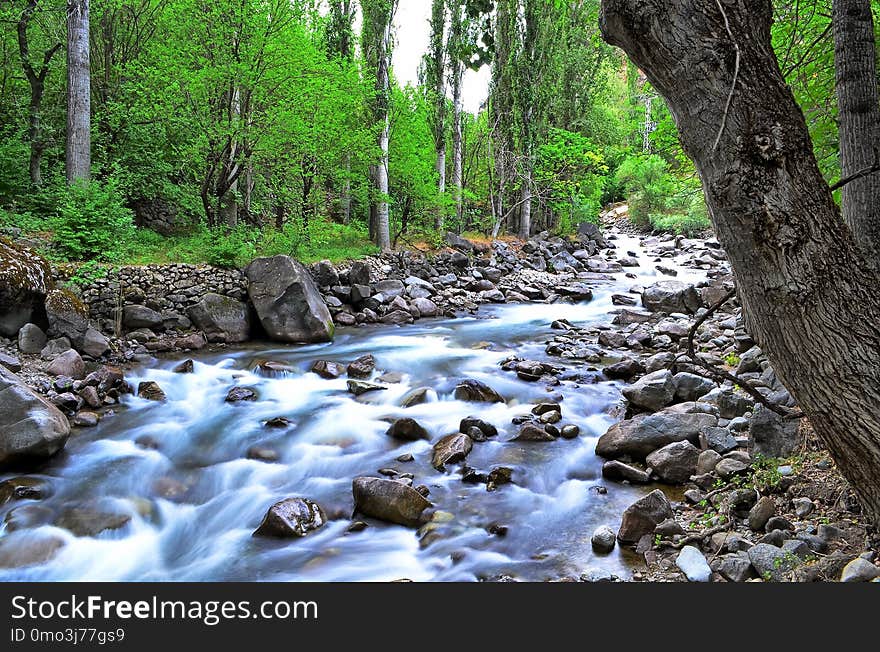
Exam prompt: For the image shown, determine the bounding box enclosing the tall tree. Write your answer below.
[600,0,880,526]
[833,0,880,261]
[66,0,90,182]
[361,0,397,250]
[422,0,447,229]
[327,0,356,224]
[448,0,465,227]
[17,0,61,186]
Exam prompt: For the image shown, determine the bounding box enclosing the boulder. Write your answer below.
[245,255,334,343]
[347,380,386,396]
[645,440,701,483]
[348,261,372,286]
[748,543,800,581]
[0,352,21,372]
[311,260,339,288]
[187,293,251,343]
[352,476,432,527]
[386,418,430,441]
[673,372,715,402]
[0,367,70,467]
[596,408,716,459]
[18,323,47,354]
[618,489,673,543]
[622,369,675,412]
[54,502,131,537]
[411,297,439,317]
[749,405,803,458]
[513,423,556,442]
[122,304,164,330]
[347,354,376,379]
[460,416,498,439]
[453,379,505,403]
[591,525,617,553]
[226,386,258,403]
[252,498,326,538]
[0,238,53,337]
[601,460,650,484]
[840,558,880,582]
[310,360,345,379]
[137,381,167,402]
[676,545,712,582]
[44,288,92,351]
[748,496,776,532]
[431,433,473,470]
[45,349,85,379]
[641,280,701,314]
[79,327,110,357]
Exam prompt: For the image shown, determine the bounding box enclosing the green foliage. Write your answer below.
[613,155,676,228]
[724,352,742,367]
[49,179,135,262]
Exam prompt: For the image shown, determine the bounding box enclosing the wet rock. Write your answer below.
[642,280,701,314]
[347,380,387,396]
[673,372,715,402]
[4,504,54,532]
[0,531,66,568]
[347,354,376,378]
[603,358,645,380]
[454,379,505,403]
[0,366,70,467]
[748,496,776,532]
[72,411,99,427]
[225,386,258,403]
[254,361,295,377]
[187,293,251,343]
[486,467,513,491]
[173,359,194,374]
[748,543,800,581]
[246,446,279,463]
[136,381,167,402]
[265,417,292,428]
[840,558,880,582]
[512,423,556,442]
[245,255,334,343]
[381,310,414,325]
[618,489,674,544]
[646,440,701,483]
[432,433,473,471]
[460,416,497,439]
[400,387,432,407]
[46,349,85,379]
[55,503,132,537]
[749,404,803,458]
[596,409,716,459]
[602,460,650,484]
[561,424,580,439]
[18,323,47,354]
[387,418,430,441]
[352,477,432,527]
[622,370,675,412]
[676,545,712,582]
[0,476,53,505]
[591,525,616,554]
[253,498,326,538]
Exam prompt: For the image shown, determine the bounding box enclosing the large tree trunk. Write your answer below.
[452,58,464,227]
[600,0,880,526]
[374,15,393,251]
[833,0,880,262]
[66,0,90,183]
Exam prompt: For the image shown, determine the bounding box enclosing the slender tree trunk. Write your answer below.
[452,58,464,227]
[342,154,352,224]
[428,0,447,231]
[600,0,880,526]
[833,0,880,263]
[519,161,532,239]
[376,116,391,250]
[66,0,90,183]
[436,146,447,227]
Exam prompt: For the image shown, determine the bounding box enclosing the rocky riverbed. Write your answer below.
[0,220,877,581]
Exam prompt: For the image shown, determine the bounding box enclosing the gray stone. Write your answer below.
[352,476,432,527]
[749,404,802,458]
[17,323,47,354]
[748,543,801,581]
[641,280,701,314]
[704,427,738,454]
[411,297,439,317]
[697,449,722,474]
[596,409,717,459]
[676,545,712,582]
[45,349,85,379]
[646,440,701,483]
[718,554,755,582]
[122,304,164,330]
[591,525,616,553]
[673,372,715,402]
[431,433,473,470]
[748,496,776,532]
[79,327,110,357]
[792,497,814,517]
[602,460,650,483]
[0,239,53,337]
[454,379,505,403]
[0,367,70,467]
[386,418,430,441]
[617,489,673,544]
[253,498,326,538]
[187,293,251,343]
[715,457,750,478]
[840,558,880,582]
[622,369,675,412]
[245,255,334,343]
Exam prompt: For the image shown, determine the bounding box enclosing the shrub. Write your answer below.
[613,154,675,228]
[50,178,135,261]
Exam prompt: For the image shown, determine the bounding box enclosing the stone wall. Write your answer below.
[78,264,247,334]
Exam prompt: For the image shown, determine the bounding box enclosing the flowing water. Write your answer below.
[0,234,708,581]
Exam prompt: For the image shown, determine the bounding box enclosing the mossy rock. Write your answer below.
[0,238,54,337]
[45,288,90,341]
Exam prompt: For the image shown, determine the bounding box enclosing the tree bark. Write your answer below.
[519,164,531,240]
[833,0,880,263]
[600,0,880,526]
[66,0,90,183]
[452,57,464,227]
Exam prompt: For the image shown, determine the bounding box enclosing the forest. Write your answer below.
[0,0,879,586]
[0,0,862,267]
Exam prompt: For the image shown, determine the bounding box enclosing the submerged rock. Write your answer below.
[137,381,167,402]
[386,418,430,441]
[253,498,326,538]
[225,386,258,403]
[431,433,473,471]
[352,477,432,527]
[453,379,505,403]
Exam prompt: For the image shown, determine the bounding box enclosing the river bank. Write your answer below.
[0,221,877,581]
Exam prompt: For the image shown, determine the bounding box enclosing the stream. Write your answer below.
[1,233,708,582]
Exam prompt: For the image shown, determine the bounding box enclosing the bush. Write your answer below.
[613,154,676,228]
[50,178,135,261]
